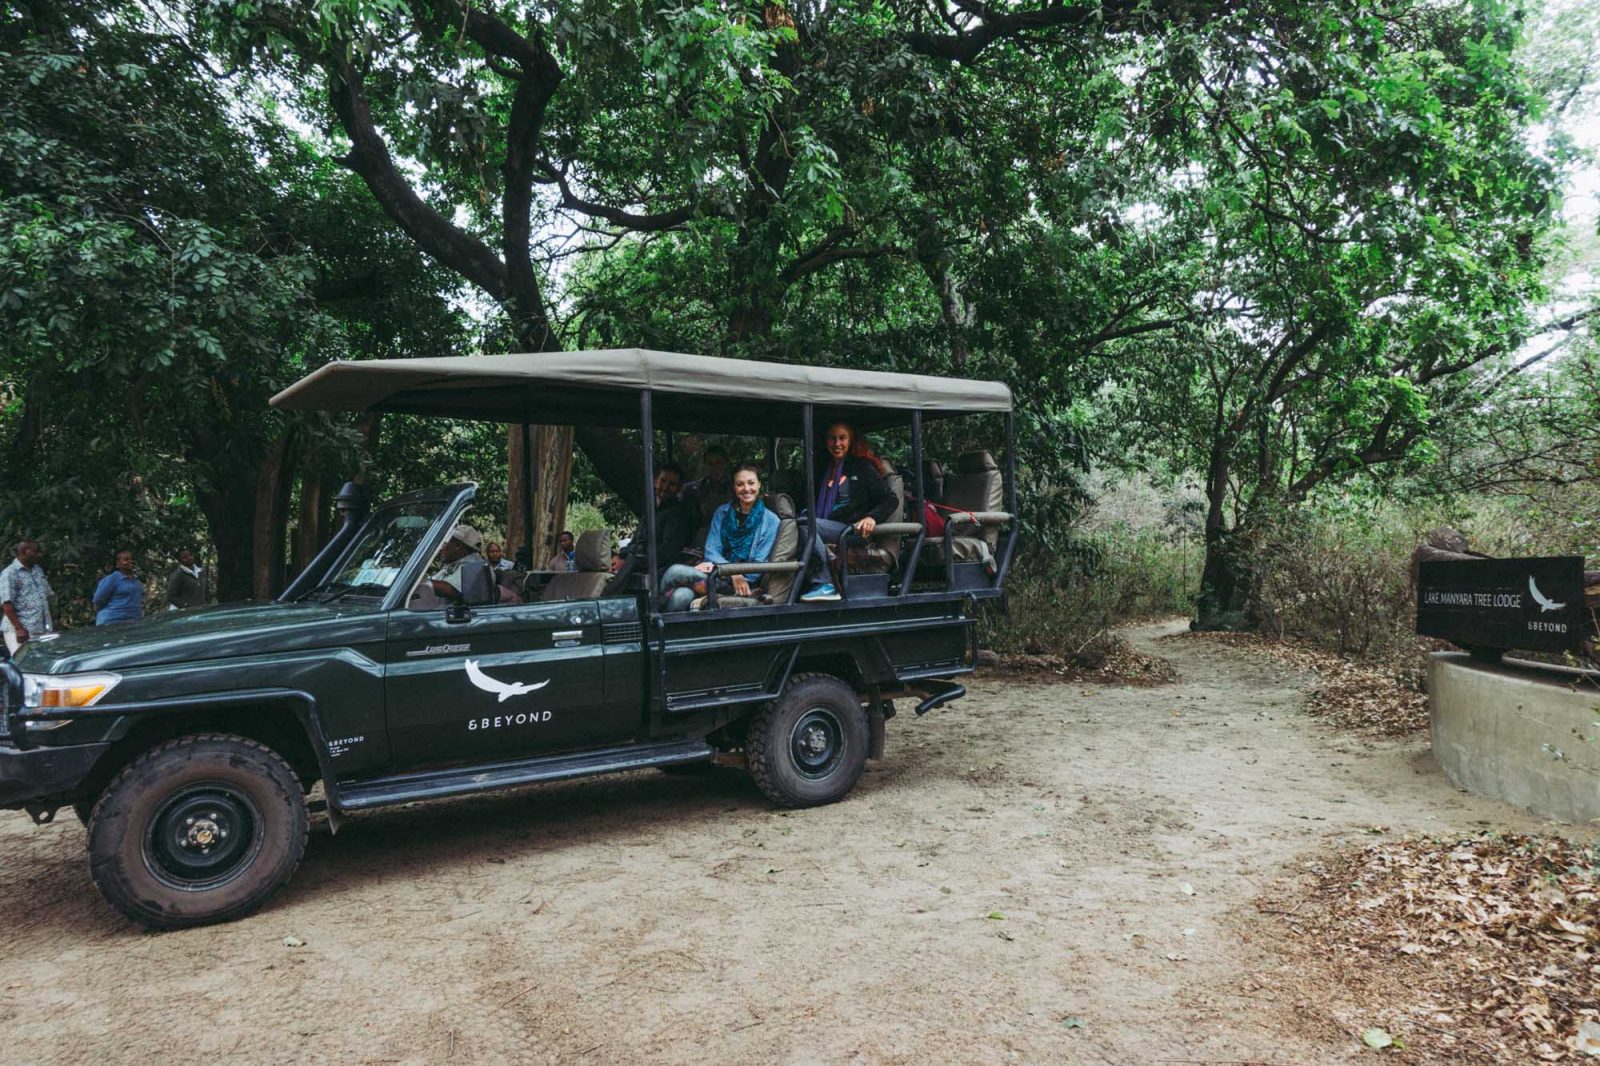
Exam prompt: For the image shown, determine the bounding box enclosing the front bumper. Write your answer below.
[0,742,110,809]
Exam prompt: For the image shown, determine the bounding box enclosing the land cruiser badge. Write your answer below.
[464,659,550,702]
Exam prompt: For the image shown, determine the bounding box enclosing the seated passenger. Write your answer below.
[428,525,484,601]
[486,540,514,572]
[681,444,731,526]
[543,530,576,572]
[799,421,896,602]
[658,464,779,612]
[652,463,695,565]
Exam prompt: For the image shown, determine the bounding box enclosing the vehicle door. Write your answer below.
[383,596,635,768]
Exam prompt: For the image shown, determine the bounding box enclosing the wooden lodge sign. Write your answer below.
[1417,556,1587,654]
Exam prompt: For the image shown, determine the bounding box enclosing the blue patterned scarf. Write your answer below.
[719,499,768,562]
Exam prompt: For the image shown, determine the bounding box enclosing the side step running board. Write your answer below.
[335,739,714,812]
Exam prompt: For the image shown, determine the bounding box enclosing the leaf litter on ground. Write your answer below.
[992,633,1178,687]
[1259,833,1600,1063]
[1162,630,1428,735]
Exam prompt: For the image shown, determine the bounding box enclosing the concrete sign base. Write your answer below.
[1429,652,1600,825]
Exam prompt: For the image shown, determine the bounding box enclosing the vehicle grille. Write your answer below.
[602,621,644,645]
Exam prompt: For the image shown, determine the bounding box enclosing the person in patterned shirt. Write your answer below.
[1,540,54,655]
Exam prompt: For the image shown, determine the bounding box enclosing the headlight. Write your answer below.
[23,672,122,710]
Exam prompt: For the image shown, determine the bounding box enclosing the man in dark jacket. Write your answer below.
[800,422,896,601]
[652,463,695,566]
[681,444,731,525]
[165,549,209,610]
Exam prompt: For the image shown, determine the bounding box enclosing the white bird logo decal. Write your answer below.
[1528,577,1566,613]
[464,659,550,702]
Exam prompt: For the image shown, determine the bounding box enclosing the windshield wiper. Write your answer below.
[306,581,390,604]
[303,582,354,603]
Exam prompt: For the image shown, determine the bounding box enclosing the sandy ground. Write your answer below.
[0,620,1586,1065]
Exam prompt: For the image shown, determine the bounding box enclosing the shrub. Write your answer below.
[983,525,1199,656]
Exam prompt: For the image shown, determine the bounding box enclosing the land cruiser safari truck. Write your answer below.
[0,349,1019,928]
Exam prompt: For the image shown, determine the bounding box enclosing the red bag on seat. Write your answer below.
[923,500,947,537]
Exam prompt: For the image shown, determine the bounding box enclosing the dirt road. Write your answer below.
[0,621,1579,1065]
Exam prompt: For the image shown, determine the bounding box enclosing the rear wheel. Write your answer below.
[747,673,869,808]
[87,734,308,929]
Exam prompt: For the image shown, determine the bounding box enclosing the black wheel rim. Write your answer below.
[143,783,263,892]
[790,707,845,780]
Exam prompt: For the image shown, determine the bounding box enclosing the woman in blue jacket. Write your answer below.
[93,550,144,624]
[659,464,779,611]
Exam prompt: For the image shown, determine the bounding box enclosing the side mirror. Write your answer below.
[456,559,499,607]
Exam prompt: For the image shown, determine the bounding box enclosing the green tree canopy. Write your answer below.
[0,0,466,600]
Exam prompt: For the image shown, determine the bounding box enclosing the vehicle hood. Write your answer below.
[18,601,384,673]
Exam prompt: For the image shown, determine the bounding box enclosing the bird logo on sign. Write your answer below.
[464,659,550,702]
[1528,576,1566,614]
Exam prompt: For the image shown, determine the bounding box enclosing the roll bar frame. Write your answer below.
[619,390,1015,620]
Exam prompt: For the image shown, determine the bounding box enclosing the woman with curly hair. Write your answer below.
[800,420,896,602]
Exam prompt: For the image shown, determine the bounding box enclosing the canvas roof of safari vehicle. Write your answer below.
[269,348,1012,433]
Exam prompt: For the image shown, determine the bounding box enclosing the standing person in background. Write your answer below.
[1,540,54,654]
[94,550,144,624]
[165,548,208,610]
[485,541,515,572]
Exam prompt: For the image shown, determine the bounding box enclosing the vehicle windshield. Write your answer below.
[312,501,445,600]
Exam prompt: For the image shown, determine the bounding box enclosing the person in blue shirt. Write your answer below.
[658,464,779,612]
[93,550,144,624]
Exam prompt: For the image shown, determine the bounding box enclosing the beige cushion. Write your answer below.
[850,471,906,574]
[942,452,1003,549]
[760,493,799,603]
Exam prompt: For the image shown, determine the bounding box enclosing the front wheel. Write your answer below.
[87,734,309,929]
[747,673,869,808]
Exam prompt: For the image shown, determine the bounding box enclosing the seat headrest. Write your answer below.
[574,529,610,572]
[957,450,999,473]
[764,492,796,520]
[923,459,944,476]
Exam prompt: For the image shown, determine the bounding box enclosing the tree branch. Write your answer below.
[325,55,510,302]
[903,0,1231,64]
[536,161,697,232]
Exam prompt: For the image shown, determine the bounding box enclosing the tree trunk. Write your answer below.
[195,476,259,604]
[289,475,327,580]
[252,432,297,600]
[507,423,576,567]
[1194,530,1254,631]
[1193,450,1254,630]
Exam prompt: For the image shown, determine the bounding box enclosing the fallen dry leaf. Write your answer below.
[1259,833,1600,1063]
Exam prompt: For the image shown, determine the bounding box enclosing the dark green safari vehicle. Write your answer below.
[0,350,1018,928]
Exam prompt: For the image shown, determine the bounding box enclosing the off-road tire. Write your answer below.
[747,673,868,808]
[87,734,308,930]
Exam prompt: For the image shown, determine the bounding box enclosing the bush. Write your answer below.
[1248,510,1419,666]
[983,525,1199,655]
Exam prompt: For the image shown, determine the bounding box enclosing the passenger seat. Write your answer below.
[849,467,906,574]
[930,451,1004,567]
[541,530,613,600]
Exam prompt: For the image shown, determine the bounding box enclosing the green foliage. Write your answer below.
[0,2,466,597]
[2,0,1587,619]
[982,526,1200,656]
